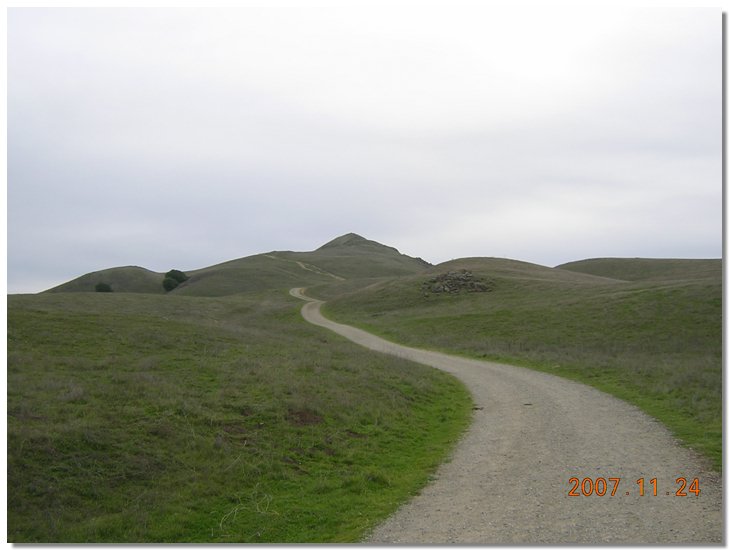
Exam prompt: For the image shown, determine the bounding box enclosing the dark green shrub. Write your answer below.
[165,269,189,283]
[162,269,189,292]
[95,282,113,293]
[162,277,179,292]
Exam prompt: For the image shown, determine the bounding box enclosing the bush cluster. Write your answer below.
[163,269,189,292]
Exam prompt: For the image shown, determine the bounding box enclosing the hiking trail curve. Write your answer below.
[289,287,722,544]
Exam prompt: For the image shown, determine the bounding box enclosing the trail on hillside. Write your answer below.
[289,288,722,544]
[265,255,345,281]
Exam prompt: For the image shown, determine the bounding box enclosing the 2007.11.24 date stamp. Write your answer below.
[568,477,700,497]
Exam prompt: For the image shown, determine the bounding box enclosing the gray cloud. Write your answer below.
[7,7,721,293]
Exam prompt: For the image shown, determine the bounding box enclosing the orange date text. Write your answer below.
[568,477,700,497]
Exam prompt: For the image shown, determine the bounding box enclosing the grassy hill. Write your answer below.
[286,233,431,279]
[8,290,470,542]
[45,234,430,297]
[324,257,722,469]
[557,257,721,282]
[172,254,337,297]
[46,266,165,294]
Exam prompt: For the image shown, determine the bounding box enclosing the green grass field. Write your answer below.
[323,258,722,470]
[12,234,722,541]
[8,290,471,542]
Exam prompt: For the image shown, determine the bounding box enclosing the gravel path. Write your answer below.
[290,288,723,544]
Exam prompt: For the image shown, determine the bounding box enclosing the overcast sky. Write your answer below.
[7,6,722,293]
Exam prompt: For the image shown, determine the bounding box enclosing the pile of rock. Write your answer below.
[423,270,493,295]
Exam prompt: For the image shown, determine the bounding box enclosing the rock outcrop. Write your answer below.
[423,270,493,295]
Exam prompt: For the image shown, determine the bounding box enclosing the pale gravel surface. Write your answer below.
[290,288,723,544]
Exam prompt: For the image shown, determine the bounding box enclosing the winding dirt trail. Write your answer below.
[289,288,723,544]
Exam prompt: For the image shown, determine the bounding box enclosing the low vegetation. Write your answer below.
[12,234,721,544]
[162,269,189,292]
[8,291,471,542]
[324,258,722,470]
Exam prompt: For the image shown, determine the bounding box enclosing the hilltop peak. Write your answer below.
[315,233,431,268]
[317,233,370,249]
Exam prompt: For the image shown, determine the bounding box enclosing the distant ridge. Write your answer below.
[557,258,721,282]
[44,233,430,296]
[44,234,716,297]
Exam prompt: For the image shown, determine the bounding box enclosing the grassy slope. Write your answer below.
[8,291,471,542]
[174,254,337,297]
[171,237,429,297]
[325,258,722,470]
[46,266,165,294]
[44,256,339,297]
[44,234,430,297]
[287,233,430,279]
[558,257,721,282]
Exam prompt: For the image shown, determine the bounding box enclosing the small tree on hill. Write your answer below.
[162,269,189,292]
[163,277,179,292]
[165,269,189,284]
[95,282,113,293]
